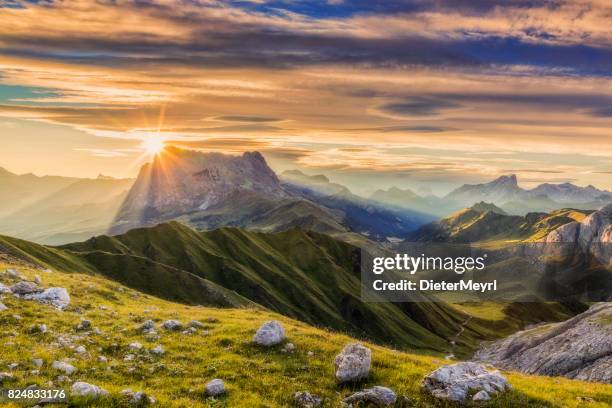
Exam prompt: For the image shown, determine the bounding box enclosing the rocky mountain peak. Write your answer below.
[491,174,518,187]
[109,148,285,234]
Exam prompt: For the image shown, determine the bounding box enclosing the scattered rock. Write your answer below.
[205,379,226,396]
[129,342,143,350]
[473,390,491,401]
[121,388,156,405]
[71,381,108,397]
[97,356,107,363]
[75,345,87,354]
[32,359,43,368]
[343,386,397,407]
[34,275,42,285]
[7,363,18,370]
[10,281,39,295]
[253,320,285,346]
[188,320,204,328]
[206,317,219,323]
[23,287,70,310]
[76,319,92,331]
[151,345,165,355]
[124,354,135,362]
[0,283,11,293]
[140,320,156,332]
[29,324,47,334]
[52,361,77,375]
[161,320,182,331]
[0,302,7,311]
[334,343,371,383]
[0,372,16,383]
[282,343,295,353]
[5,268,20,278]
[293,391,322,407]
[422,362,510,403]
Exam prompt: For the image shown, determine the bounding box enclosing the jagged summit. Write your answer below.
[109,148,286,234]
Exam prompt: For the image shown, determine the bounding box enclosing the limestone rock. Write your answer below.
[151,345,165,355]
[52,361,77,375]
[140,320,156,333]
[71,381,108,397]
[343,386,397,407]
[253,320,285,346]
[422,362,509,403]
[0,372,16,383]
[473,390,491,401]
[121,388,156,405]
[205,378,225,396]
[293,391,322,407]
[10,281,40,295]
[23,287,70,310]
[188,320,204,328]
[76,319,92,331]
[475,303,612,383]
[161,320,182,331]
[334,343,371,383]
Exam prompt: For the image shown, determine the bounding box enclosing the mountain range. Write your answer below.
[371,174,612,217]
[0,168,132,244]
[109,148,435,242]
[1,149,611,246]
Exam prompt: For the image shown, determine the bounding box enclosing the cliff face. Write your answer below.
[109,148,286,234]
[474,303,612,384]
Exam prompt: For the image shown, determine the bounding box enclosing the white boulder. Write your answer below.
[205,378,226,396]
[343,386,397,406]
[253,320,285,346]
[71,381,108,397]
[161,320,182,331]
[24,287,70,310]
[334,343,371,383]
[52,361,77,375]
[422,362,510,403]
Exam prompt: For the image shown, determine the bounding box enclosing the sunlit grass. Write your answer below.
[1,264,610,407]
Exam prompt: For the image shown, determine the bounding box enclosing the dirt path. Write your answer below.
[445,315,472,360]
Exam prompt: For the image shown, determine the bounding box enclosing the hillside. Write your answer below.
[61,222,460,353]
[1,262,610,407]
[406,204,590,243]
[0,170,132,244]
[0,224,576,358]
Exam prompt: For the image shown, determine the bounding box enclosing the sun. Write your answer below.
[141,137,166,155]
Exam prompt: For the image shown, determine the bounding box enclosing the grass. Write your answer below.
[1,263,611,407]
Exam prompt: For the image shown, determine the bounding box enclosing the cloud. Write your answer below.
[211,115,283,122]
[377,98,461,117]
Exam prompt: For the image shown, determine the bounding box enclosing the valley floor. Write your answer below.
[0,264,611,407]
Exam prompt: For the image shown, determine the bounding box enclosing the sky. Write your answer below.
[1,0,612,195]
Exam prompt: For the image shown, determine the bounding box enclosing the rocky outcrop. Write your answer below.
[474,303,612,383]
[334,343,371,383]
[110,148,286,234]
[422,362,510,403]
[23,287,70,310]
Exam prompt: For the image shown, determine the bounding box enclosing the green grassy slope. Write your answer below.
[61,222,459,353]
[407,206,590,243]
[1,263,610,407]
[0,234,252,308]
